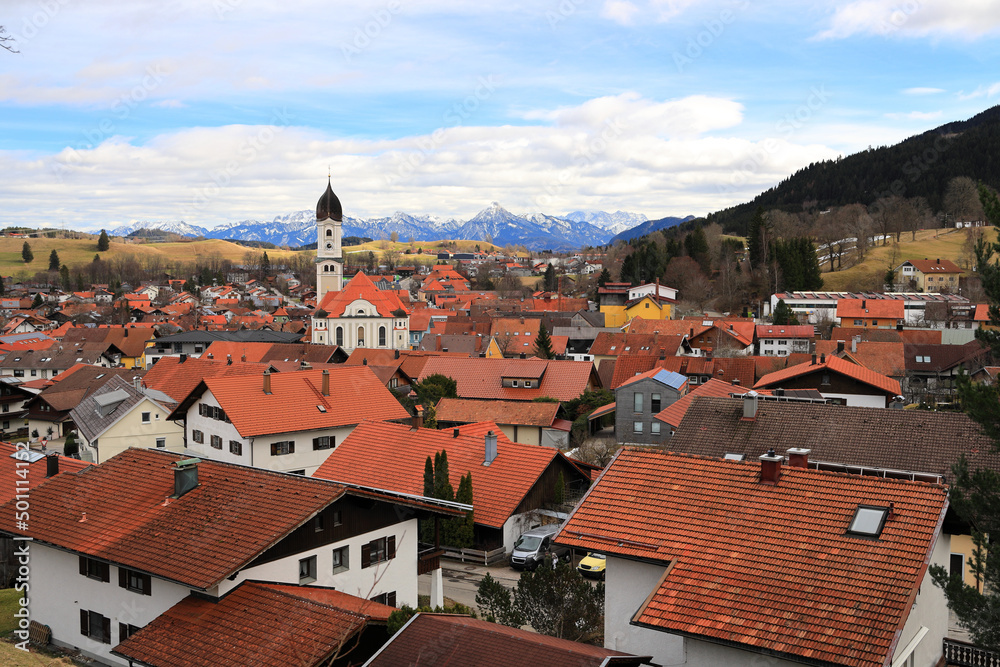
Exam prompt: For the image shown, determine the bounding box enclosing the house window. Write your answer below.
[332,546,349,574]
[511,380,519,387]
[210,435,222,450]
[357,326,365,347]
[119,623,141,642]
[950,553,965,578]
[326,228,332,237]
[854,319,863,326]
[271,440,295,456]
[361,536,396,568]
[155,438,166,448]
[524,381,532,388]
[651,421,661,435]
[333,510,342,526]
[299,555,317,584]
[229,440,243,456]
[633,421,643,433]
[13,370,23,378]
[119,568,151,596]
[633,393,643,413]
[379,326,387,346]
[336,327,344,346]
[141,412,151,424]
[389,378,398,389]
[313,436,334,450]
[191,430,204,444]
[650,393,661,413]
[80,609,111,644]
[30,370,36,377]
[79,556,110,582]
[370,591,397,607]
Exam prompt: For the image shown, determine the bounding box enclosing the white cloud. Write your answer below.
[901,87,945,95]
[151,99,186,109]
[884,110,943,120]
[958,81,1000,100]
[816,0,1000,40]
[601,1,641,25]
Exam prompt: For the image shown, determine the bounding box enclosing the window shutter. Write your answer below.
[289,441,295,454]
[119,567,127,588]
[80,609,89,636]
[387,535,396,560]
[101,615,111,644]
[270,442,277,456]
[387,591,397,607]
[361,543,371,569]
[143,573,152,596]
[79,556,87,576]
[101,562,110,583]
[118,622,127,642]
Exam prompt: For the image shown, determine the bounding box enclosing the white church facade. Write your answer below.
[310,180,411,351]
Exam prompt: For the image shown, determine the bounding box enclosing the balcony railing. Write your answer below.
[944,638,1000,667]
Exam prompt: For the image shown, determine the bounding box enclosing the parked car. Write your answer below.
[509,524,569,570]
[577,552,606,579]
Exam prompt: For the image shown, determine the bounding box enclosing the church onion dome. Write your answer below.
[316,178,343,222]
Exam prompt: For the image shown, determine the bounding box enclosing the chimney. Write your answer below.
[786,447,811,469]
[896,323,903,332]
[412,406,423,430]
[45,453,59,478]
[362,358,368,366]
[659,347,665,360]
[759,448,783,485]
[811,354,817,365]
[179,353,187,363]
[936,258,940,264]
[861,299,866,309]
[394,349,400,359]
[731,379,740,386]
[851,336,859,353]
[836,340,845,354]
[227,354,232,365]
[172,458,200,498]
[742,390,759,420]
[820,353,825,364]
[207,353,214,359]
[484,430,498,465]
[321,369,330,397]
[452,428,460,438]
[263,370,272,395]
[133,376,141,391]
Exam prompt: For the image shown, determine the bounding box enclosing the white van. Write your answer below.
[509,524,569,570]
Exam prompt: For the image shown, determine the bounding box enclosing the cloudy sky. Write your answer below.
[2,0,999,231]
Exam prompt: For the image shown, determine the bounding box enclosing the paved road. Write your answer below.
[418,561,524,612]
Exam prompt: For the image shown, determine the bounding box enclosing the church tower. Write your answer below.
[315,177,344,297]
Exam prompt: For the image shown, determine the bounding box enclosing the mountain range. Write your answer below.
[110,204,659,252]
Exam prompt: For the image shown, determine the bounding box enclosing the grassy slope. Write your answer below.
[819,227,996,292]
[0,237,307,276]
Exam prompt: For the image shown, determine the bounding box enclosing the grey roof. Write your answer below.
[0,348,105,370]
[70,376,168,443]
[153,330,303,344]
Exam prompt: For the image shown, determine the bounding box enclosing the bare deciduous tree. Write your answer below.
[944,176,986,223]
[1,26,17,54]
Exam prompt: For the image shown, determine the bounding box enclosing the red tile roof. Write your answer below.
[657,355,756,389]
[815,341,907,378]
[113,581,394,667]
[655,377,750,428]
[836,299,904,320]
[318,272,409,317]
[435,398,559,428]
[904,258,962,273]
[313,420,574,528]
[143,356,271,404]
[754,324,815,339]
[0,443,90,504]
[557,448,948,667]
[366,613,648,667]
[417,357,595,402]
[199,368,409,437]
[0,449,348,590]
[754,354,902,396]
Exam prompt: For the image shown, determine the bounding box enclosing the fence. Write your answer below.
[944,638,1000,667]
[442,546,507,566]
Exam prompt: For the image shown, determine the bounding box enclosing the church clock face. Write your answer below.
[326,243,332,249]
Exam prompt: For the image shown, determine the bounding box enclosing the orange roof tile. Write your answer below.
[557,448,948,667]
[143,356,271,404]
[0,443,90,504]
[417,357,595,402]
[815,340,906,378]
[318,272,409,318]
[836,299,904,320]
[201,368,409,437]
[655,377,750,428]
[313,421,576,528]
[114,581,393,667]
[904,258,962,273]
[435,397,559,428]
[754,354,902,396]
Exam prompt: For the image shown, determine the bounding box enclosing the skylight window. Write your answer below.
[847,505,889,537]
[723,453,745,461]
[317,405,327,412]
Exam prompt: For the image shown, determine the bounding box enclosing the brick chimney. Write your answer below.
[786,447,811,468]
[484,430,498,465]
[759,448,782,485]
[412,406,423,430]
[263,370,272,395]
[321,369,330,397]
[811,354,817,365]
[836,340,845,354]
[820,353,825,364]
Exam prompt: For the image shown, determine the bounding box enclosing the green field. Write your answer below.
[820,226,996,292]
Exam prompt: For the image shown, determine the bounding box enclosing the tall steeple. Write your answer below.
[315,176,344,296]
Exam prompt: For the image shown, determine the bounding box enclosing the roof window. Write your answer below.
[317,405,327,412]
[847,505,889,537]
[723,453,745,461]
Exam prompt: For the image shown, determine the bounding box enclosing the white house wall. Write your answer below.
[891,530,949,667]
[29,544,189,667]
[218,518,420,608]
[821,392,886,408]
[86,399,185,464]
[604,556,685,664]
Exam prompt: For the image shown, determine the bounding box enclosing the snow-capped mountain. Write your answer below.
[110,203,673,251]
[565,210,649,236]
[111,220,210,237]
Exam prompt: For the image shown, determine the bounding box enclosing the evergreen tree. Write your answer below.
[771,299,799,325]
[59,264,70,291]
[97,229,110,251]
[433,450,454,502]
[684,226,711,274]
[534,322,555,359]
[414,373,458,409]
[261,251,270,279]
[512,562,605,643]
[449,471,475,548]
[31,292,43,308]
[0,275,5,296]
[21,241,33,264]
[543,263,557,292]
[48,249,60,271]
[476,573,522,627]
[63,431,79,458]
[747,206,768,268]
[597,267,610,288]
[554,471,565,505]
[423,456,434,497]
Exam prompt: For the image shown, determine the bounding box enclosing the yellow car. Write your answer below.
[577,552,606,580]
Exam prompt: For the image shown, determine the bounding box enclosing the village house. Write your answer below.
[613,368,687,444]
[754,353,902,408]
[896,258,963,292]
[434,397,571,448]
[754,323,815,356]
[23,364,141,440]
[171,367,410,475]
[416,357,600,402]
[0,448,463,667]
[555,447,949,667]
